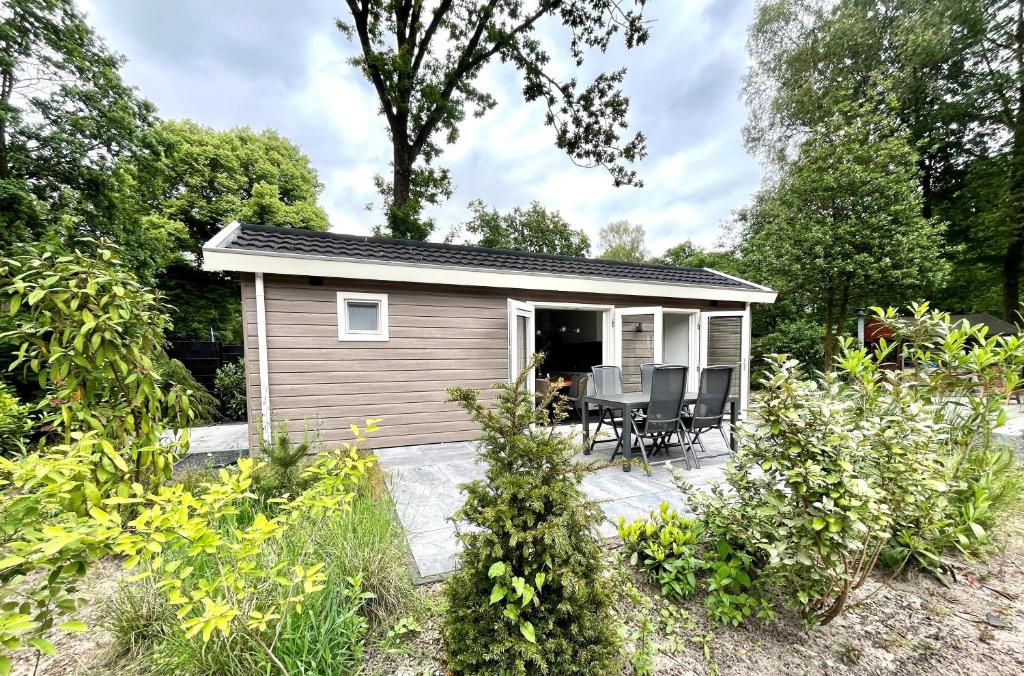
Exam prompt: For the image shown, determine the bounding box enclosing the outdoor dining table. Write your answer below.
[580,392,740,472]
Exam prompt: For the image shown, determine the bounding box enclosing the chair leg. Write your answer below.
[682,427,700,469]
[631,419,651,466]
[696,432,708,456]
[673,430,692,470]
[589,410,604,453]
[718,424,731,449]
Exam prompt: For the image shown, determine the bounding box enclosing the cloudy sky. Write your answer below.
[80,0,763,255]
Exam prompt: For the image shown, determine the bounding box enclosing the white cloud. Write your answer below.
[82,0,764,253]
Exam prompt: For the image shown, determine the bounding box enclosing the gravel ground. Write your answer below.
[11,526,1024,675]
[363,525,1024,676]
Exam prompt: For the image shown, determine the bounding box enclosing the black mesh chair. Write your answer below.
[640,362,660,396]
[615,365,691,467]
[587,365,624,452]
[680,365,734,468]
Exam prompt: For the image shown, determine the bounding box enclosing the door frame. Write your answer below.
[507,299,536,393]
[699,309,751,413]
[662,308,701,391]
[613,306,664,369]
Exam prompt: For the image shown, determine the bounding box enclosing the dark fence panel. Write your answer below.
[168,341,243,391]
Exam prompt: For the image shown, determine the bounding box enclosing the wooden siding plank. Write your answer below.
[265,378,501,397]
[247,358,507,374]
[261,368,506,386]
[263,336,502,350]
[252,324,505,339]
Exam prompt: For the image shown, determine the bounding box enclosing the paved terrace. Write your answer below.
[377,428,733,582]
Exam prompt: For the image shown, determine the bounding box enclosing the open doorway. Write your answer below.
[535,307,606,422]
[664,310,699,391]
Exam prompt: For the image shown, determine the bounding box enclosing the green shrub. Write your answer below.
[443,356,620,675]
[702,540,775,627]
[161,357,219,426]
[668,304,1024,628]
[618,502,703,600]
[251,419,319,501]
[215,358,247,421]
[0,380,29,456]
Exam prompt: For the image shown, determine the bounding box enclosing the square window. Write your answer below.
[346,301,379,332]
[337,292,389,341]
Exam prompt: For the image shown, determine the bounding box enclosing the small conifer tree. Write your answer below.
[443,355,619,674]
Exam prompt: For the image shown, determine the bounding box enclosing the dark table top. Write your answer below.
[581,392,739,408]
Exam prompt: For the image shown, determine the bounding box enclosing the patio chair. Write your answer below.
[680,365,733,469]
[587,365,625,452]
[640,362,661,396]
[615,365,692,468]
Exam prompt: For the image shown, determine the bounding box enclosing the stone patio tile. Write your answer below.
[581,471,667,502]
[392,495,463,534]
[378,439,731,581]
[373,445,426,468]
[385,465,454,506]
[435,460,486,485]
[406,527,462,580]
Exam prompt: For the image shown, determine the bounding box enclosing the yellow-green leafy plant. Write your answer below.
[618,502,703,600]
[101,420,379,673]
[0,436,124,673]
[0,381,29,457]
[0,242,197,673]
[443,356,619,675]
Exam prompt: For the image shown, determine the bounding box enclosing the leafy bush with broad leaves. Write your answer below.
[0,243,194,491]
[618,502,703,600]
[104,424,376,673]
[670,304,1024,628]
[0,381,29,456]
[443,355,620,675]
[0,243,199,670]
[215,358,247,421]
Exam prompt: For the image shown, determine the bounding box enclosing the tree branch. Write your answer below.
[411,1,552,155]
[411,0,453,75]
[345,0,399,129]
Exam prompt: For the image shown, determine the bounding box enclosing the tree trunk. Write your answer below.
[823,286,836,370]
[391,143,412,219]
[1004,234,1024,322]
[0,69,13,182]
[835,280,851,362]
[1005,1,1024,322]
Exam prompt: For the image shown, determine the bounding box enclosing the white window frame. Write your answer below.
[337,291,389,341]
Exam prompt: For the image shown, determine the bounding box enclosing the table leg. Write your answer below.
[582,401,590,455]
[622,407,632,472]
[730,401,738,453]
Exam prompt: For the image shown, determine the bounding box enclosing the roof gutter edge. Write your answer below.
[203,245,778,305]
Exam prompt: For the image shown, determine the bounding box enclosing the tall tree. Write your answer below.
[743,0,1024,320]
[658,240,743,276]
[0,0,157,265]
[966,0,1024,320]
[743,104,947,366]
[338,0,650,240]
[597,220,647,263]
[128,120,330,340]
[456,199,590,256]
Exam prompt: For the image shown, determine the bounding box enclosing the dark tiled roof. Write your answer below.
[950,313,1018,335]
[217,223,763,290]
